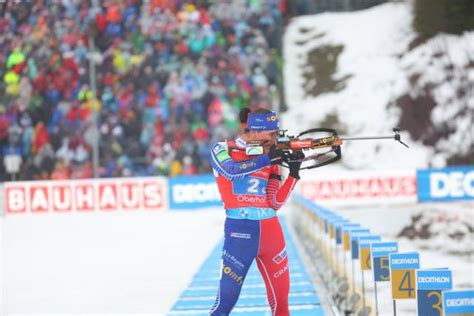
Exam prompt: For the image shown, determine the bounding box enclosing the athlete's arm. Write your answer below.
[210,142,271,180]
[266,164,299,210]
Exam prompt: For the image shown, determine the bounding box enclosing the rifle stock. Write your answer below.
[276,136,343,151]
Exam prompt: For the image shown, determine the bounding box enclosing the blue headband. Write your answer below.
[247,112,280,131]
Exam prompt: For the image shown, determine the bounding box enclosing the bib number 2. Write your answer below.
[233,177,267,196]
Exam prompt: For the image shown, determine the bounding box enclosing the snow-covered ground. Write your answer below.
[1,209,224,315]
[1,201,471,315]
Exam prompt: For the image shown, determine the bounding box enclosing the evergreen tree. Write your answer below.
[414,0,474,41]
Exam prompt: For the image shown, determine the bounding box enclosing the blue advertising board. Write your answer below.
[443,290,474,315]
[323,214,342,234]
[390,252,420,299]
[343,227,369,235]
[371,242,398,258]
[343,227,369,251]
[169,174,223,209]
[390,252,420,270]
[417,269,453,316]
[417,270,452,290]
[373,257,390,282]
[329,218,349,241]
[417,166,474,202]
[358,235,382,249]
[350,232,371,260]
[358,235,381,270]
[336,223,359,245]
[372,242,398,282]
[417,290,444,316]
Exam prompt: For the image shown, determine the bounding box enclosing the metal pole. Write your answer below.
[88,36,100,178]
[334,236,338,274]
[393,299,397,316]
[374,281,379,316]
[341,136,395,141]
[361,269,366,311]
[343,243,347,278]
[352,256,355,298]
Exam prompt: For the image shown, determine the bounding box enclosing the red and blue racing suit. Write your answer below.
[209,138,299,316]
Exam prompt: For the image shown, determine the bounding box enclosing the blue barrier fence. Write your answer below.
[290,193,474,316]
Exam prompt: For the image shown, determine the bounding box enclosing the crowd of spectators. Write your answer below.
[0,0,283,181]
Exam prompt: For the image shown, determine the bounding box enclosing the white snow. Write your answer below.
[1,201,472,315]
[282,2,474,170]
[1,209,224,315]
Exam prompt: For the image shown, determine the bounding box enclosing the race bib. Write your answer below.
[232,177,267,196]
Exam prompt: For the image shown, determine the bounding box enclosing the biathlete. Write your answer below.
[209,108,302,316]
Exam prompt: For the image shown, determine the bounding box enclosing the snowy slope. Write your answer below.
[282,2,473,170]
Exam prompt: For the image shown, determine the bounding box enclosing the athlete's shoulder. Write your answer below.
[211,141,232,164]
[211,141,228,155]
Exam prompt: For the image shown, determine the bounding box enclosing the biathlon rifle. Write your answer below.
[248,128,408,169]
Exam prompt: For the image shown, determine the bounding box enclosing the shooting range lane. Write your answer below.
[168,218,324,315]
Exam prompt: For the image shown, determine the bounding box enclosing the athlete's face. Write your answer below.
[250,130,278,154]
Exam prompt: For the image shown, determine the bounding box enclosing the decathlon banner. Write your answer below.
[350,231,371,259]
[372,242,398,282]
[336,223,359,245]
[417,165,474,202]
[417,269,452,290]
[4,177,167,214]
[389,252,420,299]
[298,169,417,206]
[322,214,342,234]
[168,174,222,209]
[417,269,453,316]
[372,242,398,258]
[443,290,474,315]
[328,218,349,240]
[358,235,381,270]
[373,256,390,282]
[344,228,369,252]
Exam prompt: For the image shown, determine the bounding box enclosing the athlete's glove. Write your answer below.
[287,152,304,179]
[268,145,285,165]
